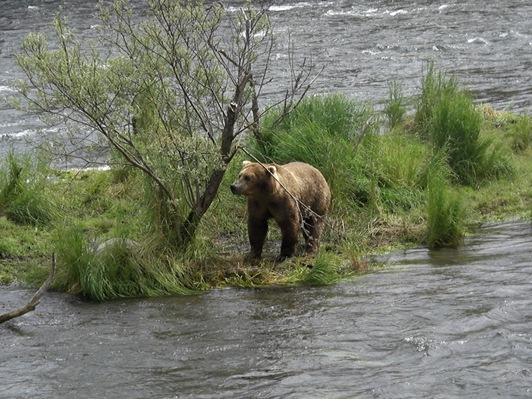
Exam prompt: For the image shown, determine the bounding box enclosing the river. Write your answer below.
[1,221,531,398]
[1,0,532,164]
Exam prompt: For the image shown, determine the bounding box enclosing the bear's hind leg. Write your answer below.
[302,216,319,254]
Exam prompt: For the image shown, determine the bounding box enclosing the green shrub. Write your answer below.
[0,152,56,225]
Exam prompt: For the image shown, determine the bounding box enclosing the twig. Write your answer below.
[0,253,56,324]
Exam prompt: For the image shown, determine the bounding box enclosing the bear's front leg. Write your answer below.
[248,215,268,259]
[277,219,299,260]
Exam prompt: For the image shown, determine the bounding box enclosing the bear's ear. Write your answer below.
[242,160,251,167]
[267,165,277,175]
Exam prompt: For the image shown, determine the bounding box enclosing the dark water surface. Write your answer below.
[1,221,531,398]
[1,0,532,164]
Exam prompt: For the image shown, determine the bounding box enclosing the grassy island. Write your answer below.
[1,66,531,299]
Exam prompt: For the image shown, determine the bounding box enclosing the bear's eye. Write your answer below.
[243,176,250,181]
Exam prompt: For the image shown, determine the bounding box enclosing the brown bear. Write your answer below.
[230,160,331,260]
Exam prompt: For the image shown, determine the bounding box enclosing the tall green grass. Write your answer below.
[426,161,465,248]
[250,94,376,209]
[384,79,407,129]
[415,62,460,136]
[416,63,513,186]
[0,152,56,225]
[53,224,195,300]
[250,94,431,214]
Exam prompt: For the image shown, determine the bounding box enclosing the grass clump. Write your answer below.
[0,152,56,226]
[304,251,345,286]
[508,114,532,153]
[426,161,465,248]
[52,224,195,300]
[384,79,407,129]
[416,63,513,186]
[250,94,374,208]
[429,89,510,185]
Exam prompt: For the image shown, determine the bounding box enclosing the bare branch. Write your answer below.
[0,254,56,324]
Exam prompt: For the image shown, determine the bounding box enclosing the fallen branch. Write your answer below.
[0,253,56,324]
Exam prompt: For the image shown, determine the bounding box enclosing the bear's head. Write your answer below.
[230,161,278,197]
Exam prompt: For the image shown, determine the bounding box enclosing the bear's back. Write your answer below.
[280,162,331,215]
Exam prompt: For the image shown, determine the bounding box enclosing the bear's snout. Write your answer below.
[230,184,238,194]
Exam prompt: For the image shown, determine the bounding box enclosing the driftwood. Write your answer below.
[0,253,56,324]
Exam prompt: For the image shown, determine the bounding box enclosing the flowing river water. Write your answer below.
[1,221,531,398]
[1,1,532,398]
[1,0,532,163]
